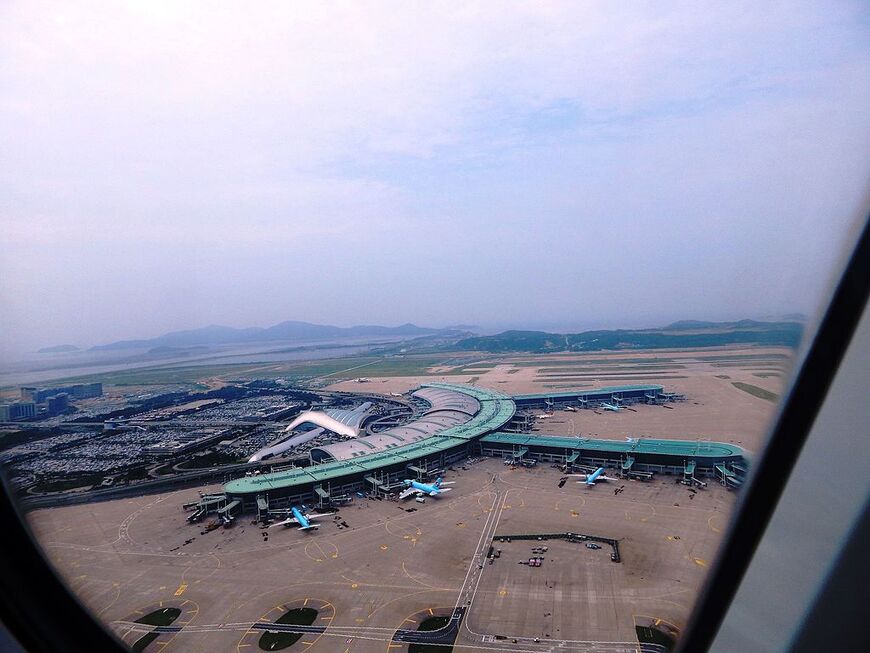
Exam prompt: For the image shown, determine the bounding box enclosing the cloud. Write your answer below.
[0,1,868,352]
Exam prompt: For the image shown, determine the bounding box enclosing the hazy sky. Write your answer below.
[1,1,869,354]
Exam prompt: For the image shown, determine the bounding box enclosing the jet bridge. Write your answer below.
[217,499,240,516]
[715,464,742,488]
[185,495,227,523]
[506,447,529,464]
[256,496,269,522]
[683,460,701,486]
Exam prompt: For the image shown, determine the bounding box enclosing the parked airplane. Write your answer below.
[564,406,577,412]
[538,413,554,419]
[269,505,329,531]
[573,467,619,486]
[399,477,454,499]
[601,402,622,412]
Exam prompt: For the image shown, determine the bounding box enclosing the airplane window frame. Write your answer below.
[677,213,870,652]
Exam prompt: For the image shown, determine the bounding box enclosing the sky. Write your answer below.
[1,1,869,355]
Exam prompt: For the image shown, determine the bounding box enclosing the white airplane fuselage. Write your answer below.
[400,477,452,499]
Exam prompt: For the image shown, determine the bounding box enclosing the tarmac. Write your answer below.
[27,457,734,652]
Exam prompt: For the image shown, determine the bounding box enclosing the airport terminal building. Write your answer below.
[221,383,746,515]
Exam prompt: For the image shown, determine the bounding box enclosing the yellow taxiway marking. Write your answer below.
[428,608,434,616]
[504,505,511,509]
[355,618,365,624]
[351,583,359,589]
[708,514,723,534]
[303,598,309,606]
[173,584,188,596]
[380,545,389,550]
[498,589,508,597]
[694,558,707,567]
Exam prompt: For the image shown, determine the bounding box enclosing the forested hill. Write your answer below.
[454,320,804,353]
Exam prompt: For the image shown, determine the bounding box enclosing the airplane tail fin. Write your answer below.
[434,477,443,488]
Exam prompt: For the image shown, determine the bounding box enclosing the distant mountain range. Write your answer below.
[91,321,449,351]
[36,344,80,354]
[453,320,804,353]
[90,321,449,351]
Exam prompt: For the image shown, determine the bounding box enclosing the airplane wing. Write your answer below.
[268,517,296,528]
[304,512,330,521]
[437,481,456,486]
[576,476,617,484]
[399,487,420,500]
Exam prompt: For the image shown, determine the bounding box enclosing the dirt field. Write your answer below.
[26,458,734,653]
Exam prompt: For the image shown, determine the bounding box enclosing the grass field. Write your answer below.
[512,357,682,366]
[409,616,453,653]
[52,354,470,387]
[732,382,779,402]
[535,374,689,381]
[257,607,318,651]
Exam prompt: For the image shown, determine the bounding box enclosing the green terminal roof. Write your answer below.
[224,383,516,496]
[480,432,745,460]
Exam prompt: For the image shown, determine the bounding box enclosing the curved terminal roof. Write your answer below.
[412,386,480,416]
[284,403,373,439]
[248,402,372,462]
[322,402,374,429]
[309,387,483,462]
[226,383,516,496]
